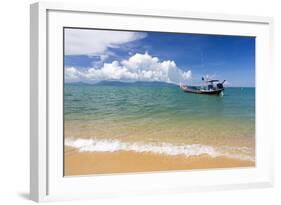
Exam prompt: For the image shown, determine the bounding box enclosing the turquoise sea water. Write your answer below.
[64,82,255,161]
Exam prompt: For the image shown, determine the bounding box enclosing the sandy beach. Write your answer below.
[64,146,254,176]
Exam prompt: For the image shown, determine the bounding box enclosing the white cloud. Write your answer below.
[65,29,147,56]
[65,52,192,85]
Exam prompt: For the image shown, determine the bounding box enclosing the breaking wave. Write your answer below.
[65,138,254,162]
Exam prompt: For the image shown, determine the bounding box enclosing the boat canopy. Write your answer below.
[207,80,219,82]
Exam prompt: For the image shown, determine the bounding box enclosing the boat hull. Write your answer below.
[180,86,224,96]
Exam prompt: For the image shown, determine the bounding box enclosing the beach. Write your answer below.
[64,146,254,176]
[64,82,255,176]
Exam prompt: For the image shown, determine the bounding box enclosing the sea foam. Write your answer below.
[65,138,254,161]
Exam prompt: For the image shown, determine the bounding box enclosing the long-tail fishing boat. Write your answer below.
[180,77,226,96]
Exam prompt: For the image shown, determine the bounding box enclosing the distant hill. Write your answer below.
[65,81,91,86]
[65,81,178,87]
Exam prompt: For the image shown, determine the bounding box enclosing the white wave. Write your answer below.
[65,138,255,161]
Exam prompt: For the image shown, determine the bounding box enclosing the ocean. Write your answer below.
[64,81,255,162]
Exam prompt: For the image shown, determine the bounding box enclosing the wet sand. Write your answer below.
[64,146,254,176]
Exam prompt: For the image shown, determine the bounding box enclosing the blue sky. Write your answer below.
[64,28,255,87]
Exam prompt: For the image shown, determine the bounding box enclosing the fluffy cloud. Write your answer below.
[65,29,147,56]
[65,52,192,85]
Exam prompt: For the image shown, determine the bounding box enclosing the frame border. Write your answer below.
[30,2,274,202]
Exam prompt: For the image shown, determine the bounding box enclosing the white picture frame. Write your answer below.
[30,2,274,202]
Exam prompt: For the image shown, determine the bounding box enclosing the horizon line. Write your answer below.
[64,80,255,88]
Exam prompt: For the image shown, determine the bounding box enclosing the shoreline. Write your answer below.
[64,147,255,176]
